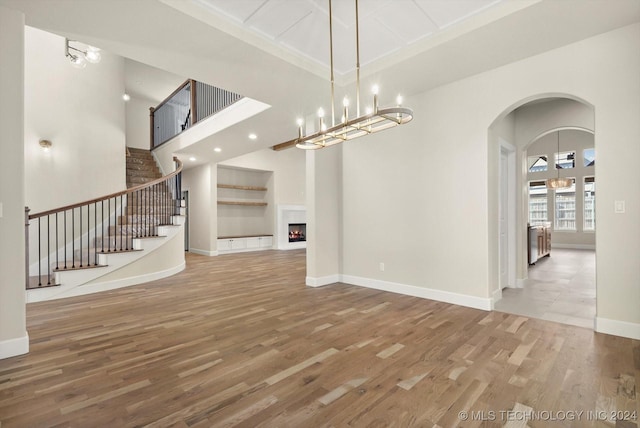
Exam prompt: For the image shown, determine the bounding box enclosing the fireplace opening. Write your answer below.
[288,223,306,242]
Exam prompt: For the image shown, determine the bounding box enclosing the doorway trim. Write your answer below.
[499,139,517,290]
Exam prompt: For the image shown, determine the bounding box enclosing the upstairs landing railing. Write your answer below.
[25,157,183,289]
[150,79,243,149]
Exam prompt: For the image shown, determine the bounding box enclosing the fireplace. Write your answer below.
[288,223,306,242]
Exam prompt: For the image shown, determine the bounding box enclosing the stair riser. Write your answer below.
[126,157,156,166]
[94,236,135,249]
[126,169,162,178]
[108,225,159,236]
[125,207,176,215]
[118,216,165,225]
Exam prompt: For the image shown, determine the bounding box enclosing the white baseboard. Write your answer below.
[33,262,186,302]
[552,244,596,250]
[491,288,502,309]
[190,248,219,257]
[340,275,492,311]
[514,278,526,288]
[0,332,29,360]
[306,275,340,287]
[595,317,640,340]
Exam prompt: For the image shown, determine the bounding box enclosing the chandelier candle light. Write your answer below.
[291,0,413,150]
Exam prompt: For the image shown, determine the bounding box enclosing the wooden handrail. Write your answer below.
[29,157,183,220]
[154,79,191,113]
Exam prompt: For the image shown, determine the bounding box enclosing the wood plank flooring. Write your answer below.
[1,250,638,427]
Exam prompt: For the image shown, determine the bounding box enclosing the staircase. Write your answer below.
[126,147,162,188]
[26,152,184,301]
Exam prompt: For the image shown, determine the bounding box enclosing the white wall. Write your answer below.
[125,95,152,150]
[0,6,28,359]
[181,163,217,256]
[328,23,640,338]
[24,26,125,213]
[220,148,305,206]
[217,166,273,238]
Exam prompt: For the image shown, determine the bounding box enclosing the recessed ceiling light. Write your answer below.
[122,93,131,101]
[214,147,222,153]
[189,157,196,161]
[248,133,257,140]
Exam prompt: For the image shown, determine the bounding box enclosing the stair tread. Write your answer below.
[27,276,60,289]
[52,263,108,272]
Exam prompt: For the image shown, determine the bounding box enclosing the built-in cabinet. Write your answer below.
[217,235,273,253]
[217,166,274,254]
[528,224,551,265]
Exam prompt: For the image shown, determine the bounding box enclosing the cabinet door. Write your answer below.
[231,238,246,251]
[259,236,273,248]
[217,239,232,251]
[245,237,260,249]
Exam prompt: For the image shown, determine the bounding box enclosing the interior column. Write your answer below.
[305,146,342,286]
[0,6,28,359]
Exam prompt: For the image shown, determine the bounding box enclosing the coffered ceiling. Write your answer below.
[2,0,640,166]
[191,0,502,75]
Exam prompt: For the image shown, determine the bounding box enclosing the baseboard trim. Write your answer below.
[306,275,340,287]
[190,248,218,257]
[48,262,186,301]
[341,275,492,311]
[491,288,502,309]
[552,244,596,250]
[0,332,29,360]
[595,317,640,340]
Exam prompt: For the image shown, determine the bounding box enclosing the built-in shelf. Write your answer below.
[217,184,267,191]
[217,201,267,206]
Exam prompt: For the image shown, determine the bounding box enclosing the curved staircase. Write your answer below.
[26,151,185,302]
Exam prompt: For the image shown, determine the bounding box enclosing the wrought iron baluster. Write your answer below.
[55,212,59,271]
[72,208,75,268]
[37,218,41,286]
[94,202,97,265]
[47,215,51,285]
[64,210,67,269]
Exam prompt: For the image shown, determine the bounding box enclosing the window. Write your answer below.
[584,148,595,167]
[528,155,548,172]
[555,151,575,169]
[555,178,576,231]
[528,181,548,226]
[584,177,595,231]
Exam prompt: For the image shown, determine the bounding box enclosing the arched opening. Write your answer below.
[488,95,596,328]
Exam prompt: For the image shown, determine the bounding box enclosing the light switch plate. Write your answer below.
[614,200,625,213]
[0,202,3,218]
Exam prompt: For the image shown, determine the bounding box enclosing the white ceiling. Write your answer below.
[2,0,640,169]
[193,0,502,75]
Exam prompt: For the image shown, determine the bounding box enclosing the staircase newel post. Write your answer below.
[190,79,197,126]
[25,206,30,289]
[149,106,156,150]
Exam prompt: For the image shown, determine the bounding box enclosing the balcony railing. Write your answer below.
[150,79,242,149]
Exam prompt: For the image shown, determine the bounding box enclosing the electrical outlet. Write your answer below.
[379,262,385,272]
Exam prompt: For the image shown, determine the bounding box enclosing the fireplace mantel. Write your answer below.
[277,205,306,250]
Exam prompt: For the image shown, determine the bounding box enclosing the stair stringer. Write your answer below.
[26,216,185,303]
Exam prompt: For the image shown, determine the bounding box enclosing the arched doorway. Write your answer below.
[488,95,596,328]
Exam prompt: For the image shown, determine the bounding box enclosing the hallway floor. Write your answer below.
[495,248,596,329]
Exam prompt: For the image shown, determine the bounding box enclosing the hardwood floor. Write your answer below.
[1,250,638,427]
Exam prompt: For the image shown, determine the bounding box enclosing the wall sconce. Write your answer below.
[39,139,52,152]
[65,38,101,69]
